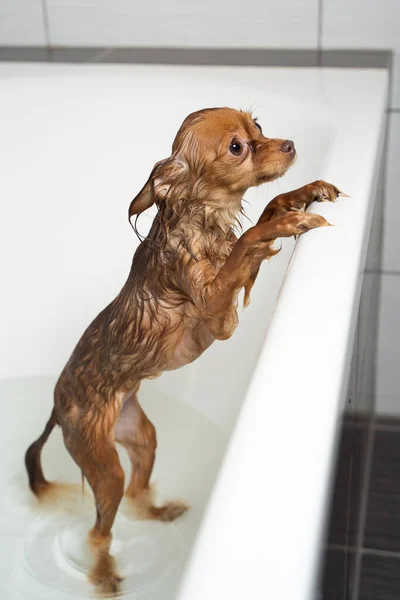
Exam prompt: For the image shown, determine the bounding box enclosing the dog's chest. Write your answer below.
[163,315,215,371]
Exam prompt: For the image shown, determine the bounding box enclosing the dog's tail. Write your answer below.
[25,407,58,498]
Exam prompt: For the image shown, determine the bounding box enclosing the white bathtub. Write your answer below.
[0,64,387,600]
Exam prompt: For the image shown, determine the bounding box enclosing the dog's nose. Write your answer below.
[281,139,295,154]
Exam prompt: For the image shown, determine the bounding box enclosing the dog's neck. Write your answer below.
[203,202,241,233]
[129,197,242,296]
[164,198,241,267]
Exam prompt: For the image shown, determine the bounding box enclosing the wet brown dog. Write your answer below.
[25,107,345,594]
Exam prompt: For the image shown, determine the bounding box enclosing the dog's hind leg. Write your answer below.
[25,407,58,497]
[115,393,188,521]
[62,406,125,596]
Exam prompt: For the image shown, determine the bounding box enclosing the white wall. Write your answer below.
[0,0,320,48]
[1,0,399,414]
[323,0,400,109]
[0,0,46,45]
[43,0,319,48]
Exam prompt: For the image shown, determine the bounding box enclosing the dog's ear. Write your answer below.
[129,156,187,223]
[128,164,159,221]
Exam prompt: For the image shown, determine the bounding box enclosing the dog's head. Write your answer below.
[129,107,296,220]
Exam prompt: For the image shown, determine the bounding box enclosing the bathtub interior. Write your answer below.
[0,64,335,599]
[1,65,335,417]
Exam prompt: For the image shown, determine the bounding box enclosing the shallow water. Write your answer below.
[0,377,226,599]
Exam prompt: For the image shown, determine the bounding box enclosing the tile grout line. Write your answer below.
[344,450,354,597]
[363,547,400,559]
[0,46,392,69]
[90,47,115,63]
[328,543,400,560]
[352,416,394,598]
[374,421,400,432]
[327,543,354,552]
[41,0,51,49]
[387,51,395,111]
[365,268,400,276]
[351,415,376,600]
[375,52,393,338]
[317,0,324,67]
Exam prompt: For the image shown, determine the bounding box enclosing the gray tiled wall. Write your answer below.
[321,0,400,418]
[322,0,400,109]
[378,112,400,416]
[0,0,398,414]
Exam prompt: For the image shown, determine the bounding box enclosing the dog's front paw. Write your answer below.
[280,211,332,237]
[310,180,348,203]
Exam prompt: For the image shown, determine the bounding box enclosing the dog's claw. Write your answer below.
[312,181,348,203]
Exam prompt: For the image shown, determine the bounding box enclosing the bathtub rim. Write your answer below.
[176,68,389,600]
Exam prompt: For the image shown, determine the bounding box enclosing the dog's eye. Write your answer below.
[254,121,262,133]
[229,140,244,156]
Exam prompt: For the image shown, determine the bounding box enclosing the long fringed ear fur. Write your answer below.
[128,163,159,223]
[128,156,188,225]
